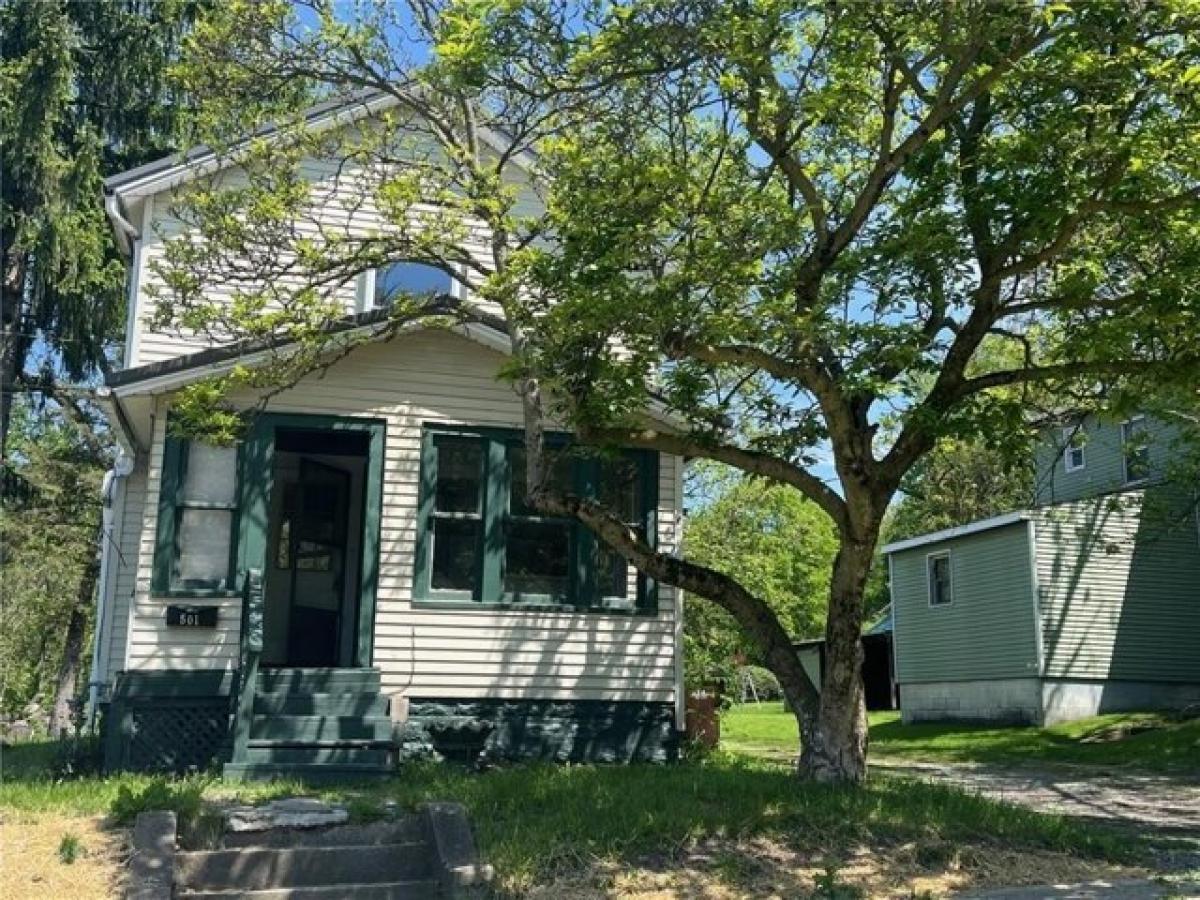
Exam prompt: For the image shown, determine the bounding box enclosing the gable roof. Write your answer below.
[102,87,538,254]
[881,511,1030,555]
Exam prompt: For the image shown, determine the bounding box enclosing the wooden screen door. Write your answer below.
[282,459,352,666]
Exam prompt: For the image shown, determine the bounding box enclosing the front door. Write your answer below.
[239,415,384,670]
[279,459,351,667]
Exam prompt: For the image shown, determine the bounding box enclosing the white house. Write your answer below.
[92,94,685,778]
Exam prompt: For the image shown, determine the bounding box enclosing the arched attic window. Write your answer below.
[362,260,458,311]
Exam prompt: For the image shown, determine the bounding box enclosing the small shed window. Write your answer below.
[927,552,953,607]
[1062,425,1085,472]
[373,261,454,307]
[1121,416,1150,484]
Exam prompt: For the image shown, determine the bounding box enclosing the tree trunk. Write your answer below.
[48,548,100,737]
[798,536,876,782]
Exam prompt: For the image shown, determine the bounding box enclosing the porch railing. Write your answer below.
[230,568,264,765]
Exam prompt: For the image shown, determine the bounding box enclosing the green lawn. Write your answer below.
[722,703,1200,772]
[1,743,1142,895]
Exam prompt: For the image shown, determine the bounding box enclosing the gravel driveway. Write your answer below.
[872,756,1200,891]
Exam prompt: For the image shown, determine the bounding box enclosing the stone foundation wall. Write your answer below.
[400,699,679,764]
[899,678,1043,725]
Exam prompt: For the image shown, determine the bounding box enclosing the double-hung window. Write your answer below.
[1121,416,1150,485]
[415,427,658,611]
[1062,425,1086,473]
[927,551,953,607]
[154,436,240,593]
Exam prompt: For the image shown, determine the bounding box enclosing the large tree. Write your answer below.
[0,0,207,456]
[156,0,1200,781]
[1,0,208,731]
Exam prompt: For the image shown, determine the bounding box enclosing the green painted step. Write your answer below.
[222,762,394,782]
[241,744,391,767]
[253,692,389,717]
[256,667,382,694]
[250,715,393,743]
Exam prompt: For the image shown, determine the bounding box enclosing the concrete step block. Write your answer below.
[175,843,431,891]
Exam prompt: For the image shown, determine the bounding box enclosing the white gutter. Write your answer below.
[881,510,1029,554]
[87,449,135,723]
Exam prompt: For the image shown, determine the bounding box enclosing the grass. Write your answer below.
[722,703,1200,772]
[1,741,1146,896]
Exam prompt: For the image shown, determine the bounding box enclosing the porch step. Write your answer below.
[257,667,382,694]
[175,842,431,892]
[222,762,394,782]
[250,715,393,743]
[253,692,389,718]
[225,667,394,780]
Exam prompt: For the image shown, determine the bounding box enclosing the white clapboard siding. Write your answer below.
[120,330,681,705]
[132,146,523,367]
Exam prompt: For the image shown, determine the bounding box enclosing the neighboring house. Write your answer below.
[90,96,685,777]
[884,414,1200,725]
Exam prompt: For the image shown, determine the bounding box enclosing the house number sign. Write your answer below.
[165,605,219,627]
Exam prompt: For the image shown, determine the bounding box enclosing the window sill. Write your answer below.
[412,597,656,617]
[151,589,242,600]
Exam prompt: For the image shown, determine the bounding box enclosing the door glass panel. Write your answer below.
[181,444,238,505]
[505,520,570,596]
[435,439,483,513]
[176,507,233,585]
[432,518,480,591]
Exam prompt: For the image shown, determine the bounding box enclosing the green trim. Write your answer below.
[412,423,660,614]
[235,412,386,669]
[151,434,184,593]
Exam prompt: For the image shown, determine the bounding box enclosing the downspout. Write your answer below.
[103,189,139,259]
[87,448,134,724]
[88,387,140,724]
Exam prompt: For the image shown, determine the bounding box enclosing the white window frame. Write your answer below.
[926,550,953,608]
[1120,414,1149,486]
[1062,425,1085,473]
[358,261,464,312]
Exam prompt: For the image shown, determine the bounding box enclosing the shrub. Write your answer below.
[58,832,82,864]
[109,776,206,827]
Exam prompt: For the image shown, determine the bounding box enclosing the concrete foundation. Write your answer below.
[900,678,1043,725]
[1041,678,1200,725]
[902,677,1200,725]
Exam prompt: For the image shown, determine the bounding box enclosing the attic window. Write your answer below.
[372,261,454,308]
[1062,425,1086,473]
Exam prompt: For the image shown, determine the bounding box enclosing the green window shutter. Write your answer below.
[412,430,437,599]
[636,449,660,614]
[152,434,186,594]
[479,437,507,603]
